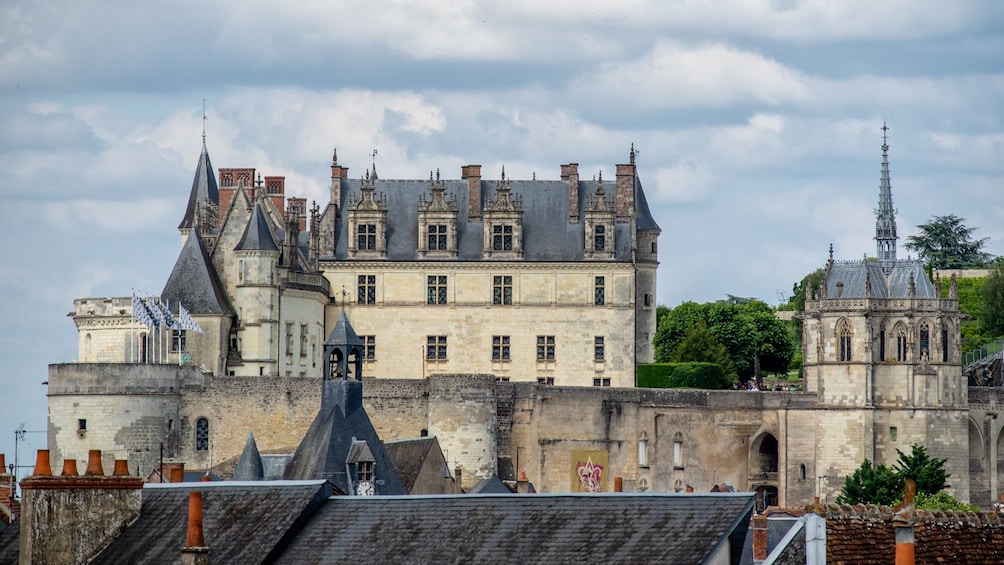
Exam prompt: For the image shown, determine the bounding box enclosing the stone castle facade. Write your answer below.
[47,131,1004,509]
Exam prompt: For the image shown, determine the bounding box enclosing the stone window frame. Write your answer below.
[357,274,377,305]
[592,377,611,387]
[594,224,607,252]
[361,335,376,360]
[427,275,448,305]
[492,335,511,361]
[493,275,513,305]
[918,319,931,360]
[356,223,378,251]
[426,335,447,360]
[536,335,555,361]
[594,276,606,306]
[299,324,308,357]
[428,224,449,251]
[171,329,187,353]
[941,319,952,363]
[837,318,852,362]
[492,224,514,251]
[195,417,210,452]
[594,336,605,361]
[285,322,294,357]
[894,323,908,362]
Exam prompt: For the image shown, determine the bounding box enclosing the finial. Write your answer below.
[256,172,263,187]
[598,170,603,184]
[881,121,890,153]
[630,142,637,165]
[501,165,506,181]
[371,148,378,166]
[332,147,338,166]
[436,168,440,181]
[532,171,536,180]
[429,170,434,181]
[202,99,207,143]
[828,243,834,262]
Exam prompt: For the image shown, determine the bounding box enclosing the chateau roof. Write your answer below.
[635,177,661,232]
[276,493,755,563]
[161,231,234,316]
[824,259,936,299]
[383,437,441,494]
[468,475,513,494]
[323,311,363,347]
[178,141,219,230]
[328,177,648,261]
[235,202,279,252]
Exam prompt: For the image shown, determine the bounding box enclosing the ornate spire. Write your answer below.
[875,122,898,268]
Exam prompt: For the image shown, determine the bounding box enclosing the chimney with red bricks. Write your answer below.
[462,165,482,219]
[218,167,256,218]
[264,176,286,218]
[20,449,143,565]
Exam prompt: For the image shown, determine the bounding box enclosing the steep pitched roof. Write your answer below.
[383,437,439,494]
[178,142,219,230]
[235,202,279,252]
[323,311,363,348]
[824,259,935,299]
[232,431,264,481]
[275,493,755,564]
[468,475,513,494]
[90,481,332,565]
[161,232,234,315]
[635,177,661,232]
[0,517,18,564]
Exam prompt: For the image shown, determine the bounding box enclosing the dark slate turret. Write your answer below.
[233,431,264,481]
[235,202,279,252]
[161,231,233,315]
[875,123,898,269]
[178,141,219,231]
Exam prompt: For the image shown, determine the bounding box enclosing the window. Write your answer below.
[357,275,376,305]
[493,275,513,305]
[299,324,308,357]
[838,320,852,362]
[196,417,209,451]
[638,432,649,467]
[357,460,374,482]
[594,225,606,251]
[896,326,908,362]
[172,329,187,352]
[594,276,605,306]
[285,323,294,356]
[890,426,898,441]
[492,335,511,361]
[644,294,651,307]
[357,223,377,250]
[592,378,610,386]
[919,320,930,359]
[492,224,513,251]
[362,335,376,360]
[673,432,684,469]
[594,336,605,361]
[879,326,886,361]
[427,276,448,305]
[942,323,950,363]
[426,336,447,360]
[428,224,448,251]
[78,419,87,431]
[537,377,555,385]
[536,335,555,360]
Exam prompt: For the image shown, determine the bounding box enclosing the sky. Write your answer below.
[1,0,1003,471]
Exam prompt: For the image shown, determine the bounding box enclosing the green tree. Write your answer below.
[780,268,826,313]
[670,322,738,383]
[892,444,949,496]
[837,459,903,506]
[981,264,1004,336]
[914,492,979,512]
[904,214,991,269]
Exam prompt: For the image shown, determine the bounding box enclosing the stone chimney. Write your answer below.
[0,453,17,524]
[516,471,531,494]
[20,449,143,565]
[462,164,482,219]
[615,161,636,221]
[330,148,349,209]
[181,491,209,565]
[454,466,463,494]
[561,163,579,221]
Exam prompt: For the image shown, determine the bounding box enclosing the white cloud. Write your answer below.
[45,199,177,234]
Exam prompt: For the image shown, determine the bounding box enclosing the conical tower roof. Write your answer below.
[161,231,233,315]
[235,202,279,252]
[875,123,898,267]
[178,141,219,230]
[233,431,264,481]
[324,310,364,348]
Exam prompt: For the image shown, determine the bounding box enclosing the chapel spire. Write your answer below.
[875,122,897,268]
[178,114,220,233]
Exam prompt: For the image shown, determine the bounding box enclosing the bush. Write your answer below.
[914,491,979,512]
[637,362,729,390]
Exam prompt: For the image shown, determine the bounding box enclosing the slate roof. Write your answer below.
[323,311,364,348]
[383,437,439,494]
[161,232,234,316]
[824,259,935,299]
[90,481,332,565]
[635,177,661,232]
[468,475,514,494]
[0,518,17,565]
[275,493,755,564]
[235,202,279,252]
[178,142,219,230]
[232,431,264,481]
[327,177,649,261]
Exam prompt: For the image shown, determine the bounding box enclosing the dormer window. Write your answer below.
[584,172,615,260]
[347,170,388,259]
[357,460,374,482]
[594,225,606,251]
[418,170,459,258]
[357,224,377,250]
[482,168,523,260]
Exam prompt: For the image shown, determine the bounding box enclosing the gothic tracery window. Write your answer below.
[838,319,852,362]
[919,320,930,360]
[195,417,209,451]
[895,324,908,362]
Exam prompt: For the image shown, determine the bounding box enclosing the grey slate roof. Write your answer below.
[178,142,219,230]
[468,475,514,494]
[328,178,642,261]
[324,310,363,347]
[0,518,17,565]
[383,437,439,494]
[275,493,755,564]
[824,259,935,299]
[161,232,234,316]
[233,430,264,481]
[91,481,333,565]
[235,202,279,252]
[635,177,661,232]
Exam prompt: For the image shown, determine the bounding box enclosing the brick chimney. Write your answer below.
[218,167,255,219]
[288,197,307,231]
[615,161,636,221]
[20,449,143,565]
[264,176,286,218]
[516,471,531,494]
[330,148,349,209]
[561,163,579,221]
[181,491,209,565]
[752,513,768,562]
[462,165,482,219]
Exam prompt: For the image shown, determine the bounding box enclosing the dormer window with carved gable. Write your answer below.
[347,170,388,259]
[482,168,523,260]
[584,172,615,260]
[417,169,459,258]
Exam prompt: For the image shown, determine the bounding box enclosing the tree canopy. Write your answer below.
[670,322,737,383]
[904,214,991,269]
[654,299,794,383]
[837,444,949,505]
[981,264,1004,336]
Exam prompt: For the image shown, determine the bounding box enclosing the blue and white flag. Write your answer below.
[178,303,203,333]
[132,294,154,327]
[160,298,178,330]
[146,296,167,329]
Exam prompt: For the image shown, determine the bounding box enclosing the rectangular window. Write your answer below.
[536,335,555,361]
[942,327,949,363]
[362,335,376,360]
[428,224,448,250]
[357,460,374,482]
[78,419,87,431]
[492,335,511,361]
[357,275,376,305]
[537,377,555,385]
[644,294,651,307]
[594,225,605,251]
[592,378,611,387]
[897,334,908,362]
[427,275,448,305]
[594,336,605,361]
[492,224,513,251]
[594,276,605,306]
[358,224,377,250]
[493,275,513,305]
[426,335,447,360]
[171,329,187,352]
[299,324,308,357]
[285,323,293,356]
[880,329,886,361]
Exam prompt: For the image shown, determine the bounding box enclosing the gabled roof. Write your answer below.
[468,475,513,494]
[90,481,333,565]
[274,493,755,564]
[161,232,234,316]
[235,202,279,252]
[233,431,264,481]
[383,437,439,494]
[178,142,219,230]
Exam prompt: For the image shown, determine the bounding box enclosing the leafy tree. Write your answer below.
[892,444,949,496]
[670,322,737,383]
[981,264,1004,336]
[780,268,826,313]
[837,459,902,506]
[904,214,991,269]
[914,492,979,512]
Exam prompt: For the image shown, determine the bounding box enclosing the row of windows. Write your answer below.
[356,274,611,306]
[836,319,951,363]
[354,221,619,255]
[284,323,312,357]
[340,334,606,363]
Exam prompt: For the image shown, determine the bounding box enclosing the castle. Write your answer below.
[46,130,1004,509]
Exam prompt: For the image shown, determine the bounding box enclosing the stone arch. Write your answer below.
[970,418,989,507]
[918,318,931,361]
[893,322,908,362]
[750,432,779,474]
[195,417,210,452]
[84,333,92,360]
[877,318,889,362]
[672,432,684,469]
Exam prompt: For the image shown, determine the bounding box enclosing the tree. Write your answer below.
[670,322,738,383]
[782,268,826,313]
[904,214,991,269]
[981,264,1004,336]
[837,444,949,505]
[892,444,949,496]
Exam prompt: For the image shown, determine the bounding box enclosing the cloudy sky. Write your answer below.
[1,1,1002,466]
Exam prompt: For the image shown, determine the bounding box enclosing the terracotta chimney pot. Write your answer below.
[33,450,52,477]
[186,491,205,547]
[61,459,79,476]
[113,459,130,476]
[200,473,212,482]
[0,454,5,470]
[85,450,104,476]
[518,471,527,481]
[171,467,185,483]
[614,477,623,492]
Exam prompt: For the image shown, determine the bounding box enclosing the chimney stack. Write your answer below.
[752,513,768,562]
[0,454,17,525]
[171,466,185,483]
[264,176,286,217]
[516,471,531,494]
[454,466,463,494]
[330,148,349,209]
[20,449,143,565]
[894,479,917,565]
[613,476,623,492]
[462,165,482,219]
[181,491,210,565]
[561,163,579,221]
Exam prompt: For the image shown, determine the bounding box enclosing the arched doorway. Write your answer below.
[971,419,989,507]
[750,432,780,511]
